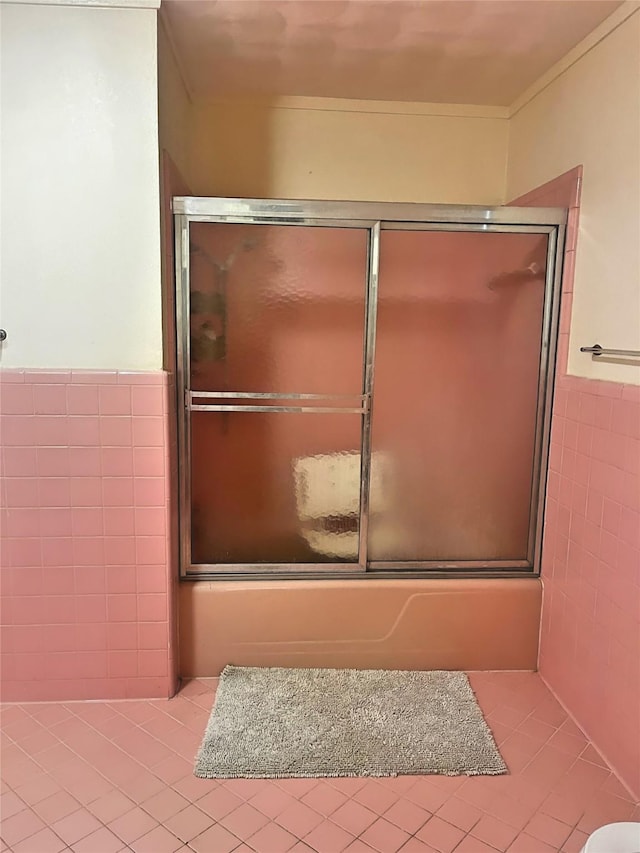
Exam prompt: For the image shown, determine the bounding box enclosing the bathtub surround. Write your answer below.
[0,370,176,702]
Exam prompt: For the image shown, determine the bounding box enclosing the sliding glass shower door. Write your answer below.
[368,229,549,568]
[183,221,370,569]
[175,199,565,577]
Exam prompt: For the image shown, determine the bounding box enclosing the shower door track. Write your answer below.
[174,198,567,581]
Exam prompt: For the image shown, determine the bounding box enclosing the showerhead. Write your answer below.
[487,261,544,290]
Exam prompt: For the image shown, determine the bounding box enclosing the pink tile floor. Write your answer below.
[1,673,638,853]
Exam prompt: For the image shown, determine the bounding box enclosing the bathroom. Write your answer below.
[1,1,639,851]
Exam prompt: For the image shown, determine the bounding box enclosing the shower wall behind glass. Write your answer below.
[369,230,547,565]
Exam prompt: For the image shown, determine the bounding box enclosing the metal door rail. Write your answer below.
[580,344,640,357]
[191,391,367,401]
[190,404,366,414]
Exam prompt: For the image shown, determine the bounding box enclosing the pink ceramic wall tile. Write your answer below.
[138,650,168,678]
[41,566,75,597]
[104,536,136,566]
[43,624,77,652]
[133,447,166,477]
[137,564,170,594]
[68,447,102,478]
[66,384,99,415]
[117,371,165,385]
[39,508,72,538]
[71,508,104,537]
[5,478,40,507]
[101,447,134,477]
[137,593,168,622]
[108,650,139,677]
[1,508,35,539]
[67,417,101,447]
[46,596,76,624]
[1,383,34,414]
[37,447,70,477]
[98,386,131,416]
[134,507,167,536]
[29,371,71,384]
[76,621,107,651]
[38,479,71,508]
[70,370,117,384]
[134,478,165,507]
[102,478,134,507]
[106,594,138,623]
[99,417,133,447]
[103,507,136,536]
[106,565,137,594]
[9,538,43,567]
[1,447,39,477]
[1,415,38,446]
[132,386,164,417]
[33,384,67,415]
[73,566,106,595]
[132,417,166,447]
[135,537,167,565]
[0,370,172,702]
[69,477,102,508]
[0,368,26,383]
[107,621,137,650]
[138,622,168,650]
[41,538,74,567]
[8,566,44,597]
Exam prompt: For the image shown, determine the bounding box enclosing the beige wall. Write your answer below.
[158,16,191,185]
[507,8,640,384]
[189,98,509,205]
[0,2,162,370]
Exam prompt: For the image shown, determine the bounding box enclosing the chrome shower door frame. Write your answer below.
[174,198,567,580]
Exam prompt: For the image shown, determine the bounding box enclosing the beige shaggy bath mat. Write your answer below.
[194,666,506,779]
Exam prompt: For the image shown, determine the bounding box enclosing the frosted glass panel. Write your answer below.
[191,412,363,564]
[369,230,547,562]
[189,223,367,394]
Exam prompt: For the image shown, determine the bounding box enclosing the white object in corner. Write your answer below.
[580,822,640,853]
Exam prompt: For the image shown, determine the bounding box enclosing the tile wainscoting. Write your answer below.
[0,370,176,701]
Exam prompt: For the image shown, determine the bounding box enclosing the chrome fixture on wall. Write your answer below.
[580,343,640,358]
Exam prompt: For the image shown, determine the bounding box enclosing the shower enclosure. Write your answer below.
[174,199,566,578]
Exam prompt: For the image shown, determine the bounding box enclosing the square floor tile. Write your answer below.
[303,819,354,853]
[359,817,410,853]
[416,816,465,853]
[163,805,214,843]
[276,801,324,837]
[189,823,242,853]
[331,800,378,835]
[246,821,298,853]
[220,803,270,840]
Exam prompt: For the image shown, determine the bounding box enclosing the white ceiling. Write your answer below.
[162,0,623,107]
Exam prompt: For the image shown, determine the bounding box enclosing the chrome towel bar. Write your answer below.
[580,343,640,357]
